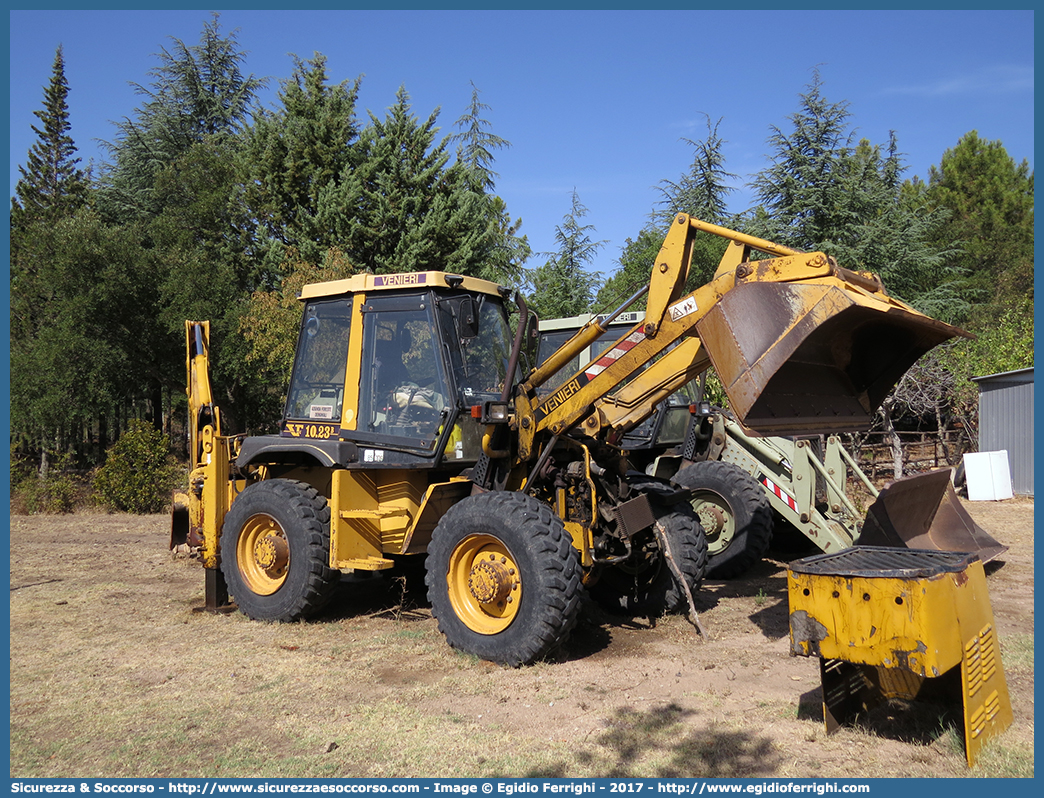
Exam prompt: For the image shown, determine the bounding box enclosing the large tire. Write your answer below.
[425,492,583,667]
[221,479,339,621]
[590,501,707,617]
[673,459,773,578]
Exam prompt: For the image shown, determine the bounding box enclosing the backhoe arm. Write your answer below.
[185,320,221,467]
[173,321,234,587]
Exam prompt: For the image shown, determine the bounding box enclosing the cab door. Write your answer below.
[358,295,451,451]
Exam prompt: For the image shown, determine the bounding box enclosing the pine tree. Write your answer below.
[654,116,736,227]
[320,86,497,276]
[448,82,528,287]
[656,116,738,288]
[238,53,361,274]
[86,15,270,436]
[527,190,604,318]
[12,43,86,352]
[11,45,88,230]
[10,210,161,469]
[926,130,1034,306]
[842,134,964,321]
[747,71,957,316]
[100,13,264,220]
[470,195,531,289]
[749,69,856,250]
[450,82,510,193]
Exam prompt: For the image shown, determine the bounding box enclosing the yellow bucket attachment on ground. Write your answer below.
[856,470,1008,563]
[697,279,967,436]
[788,547,1012,767]
[170,490,190,549]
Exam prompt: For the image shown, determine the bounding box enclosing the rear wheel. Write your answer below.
[591,501,707,616]
[673,460,773,578]
[425,492,583,666]
[221,479,339,621]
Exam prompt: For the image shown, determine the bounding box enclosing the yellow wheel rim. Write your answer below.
[236,513,290,596]
[446,534,521,635]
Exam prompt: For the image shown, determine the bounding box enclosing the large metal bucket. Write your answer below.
[697,280,967,436]
[855,470,1008,563]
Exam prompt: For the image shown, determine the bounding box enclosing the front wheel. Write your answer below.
[221,479,340,621]
[425,492,583,666]
[673,460,773,578]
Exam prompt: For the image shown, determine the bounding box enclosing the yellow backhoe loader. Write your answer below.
[172,215,969,666]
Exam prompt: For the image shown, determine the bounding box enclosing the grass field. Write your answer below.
[9,498,1034,779]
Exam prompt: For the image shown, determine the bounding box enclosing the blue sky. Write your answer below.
[7,6,1035,284]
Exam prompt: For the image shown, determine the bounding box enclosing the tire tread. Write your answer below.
[221,479,339,622]
[425,491,583,666]
[674,459,773,578]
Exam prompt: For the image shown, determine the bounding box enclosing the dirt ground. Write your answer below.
[8,497,1034,779]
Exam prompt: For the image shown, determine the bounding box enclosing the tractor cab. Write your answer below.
[271,272,516,470]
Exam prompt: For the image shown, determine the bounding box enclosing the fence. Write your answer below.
[842,430,969,485]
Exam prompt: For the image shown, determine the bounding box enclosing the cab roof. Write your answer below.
[299,271,506,301]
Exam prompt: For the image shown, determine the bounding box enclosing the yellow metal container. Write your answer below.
[788,546,1012,766]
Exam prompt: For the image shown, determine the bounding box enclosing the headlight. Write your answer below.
[471,401,511,424]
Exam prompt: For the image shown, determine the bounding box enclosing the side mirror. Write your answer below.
[305,315,320,338]
[522,311,540,372]
[458,297,480,339]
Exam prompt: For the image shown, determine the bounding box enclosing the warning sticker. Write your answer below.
[584,330,644,379]
[668,296,698,322]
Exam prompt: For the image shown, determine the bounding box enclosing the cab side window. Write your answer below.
[284,299,352,423]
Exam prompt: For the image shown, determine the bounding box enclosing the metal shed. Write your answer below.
[970,367,1034,496]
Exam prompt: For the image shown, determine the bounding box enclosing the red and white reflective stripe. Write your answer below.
[762,475,799,512]
[585,331,644,379]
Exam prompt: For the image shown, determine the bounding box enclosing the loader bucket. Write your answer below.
[696,280,967,436]
[855,470,1008,563]
[170,490,190,550]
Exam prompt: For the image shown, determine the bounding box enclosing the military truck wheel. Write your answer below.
[221,479,339,621]
[591,502,707,617]
[425,492,583,667]
[673,460,773,578]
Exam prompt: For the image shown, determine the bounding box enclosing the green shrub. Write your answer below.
[11,471,79,514]
[10,449,82,514]
[93,421,182,514]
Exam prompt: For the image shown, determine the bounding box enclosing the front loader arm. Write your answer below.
[516,268,737,459]
[515,214,968,459]
[596,336,710,439]
[642,215,802,338]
